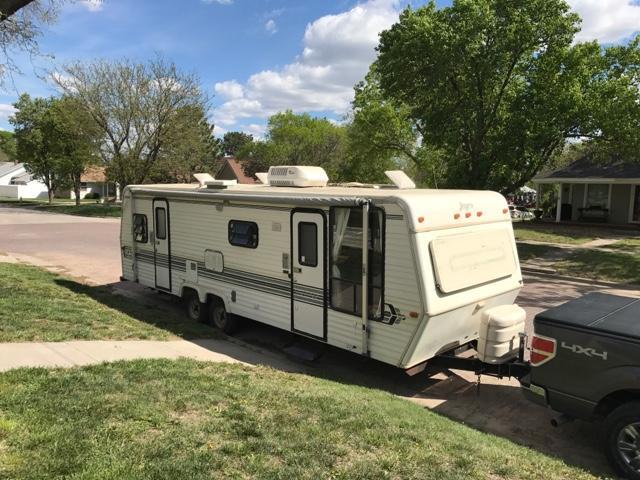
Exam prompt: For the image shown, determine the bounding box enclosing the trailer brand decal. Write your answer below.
[382,304,405,325]
[560,342,608,361]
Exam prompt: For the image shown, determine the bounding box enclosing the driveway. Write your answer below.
[1,206,638,476]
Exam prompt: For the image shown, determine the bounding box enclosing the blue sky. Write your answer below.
[1,0,639,135]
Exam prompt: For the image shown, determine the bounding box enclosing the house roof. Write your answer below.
[10,172,32,184]
[81,166,107,183]
[216,157,257,184]
[0,162,23,180]
[535,156,640,183]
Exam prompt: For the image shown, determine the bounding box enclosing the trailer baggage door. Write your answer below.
[291,210,326,339]
[152,199,171,291]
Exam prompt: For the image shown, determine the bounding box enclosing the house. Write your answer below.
[533,156,640,225]
[70,166,119,200]
[215,157,257,184]
[0,162,49,199]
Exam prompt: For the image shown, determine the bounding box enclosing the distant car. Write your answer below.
[510,205,534,221]
[508,205,521,219]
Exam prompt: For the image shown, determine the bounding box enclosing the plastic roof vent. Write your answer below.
[267,166,329,187]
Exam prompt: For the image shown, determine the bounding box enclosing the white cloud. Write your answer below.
[569,0,640,42]
[214,80,244,100]
[265,19,278,34]
[79,0,103,12]
[213,0,401,129]
[0,104,17,120]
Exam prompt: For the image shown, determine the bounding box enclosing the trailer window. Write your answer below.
[430,229,516,293]
[228,220,259,248]
[330,207,384,319]
[155,208,166,240]
[298,222,318,267]
[133,214,148,243]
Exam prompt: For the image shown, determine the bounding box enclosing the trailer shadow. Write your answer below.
[55,277,613,478]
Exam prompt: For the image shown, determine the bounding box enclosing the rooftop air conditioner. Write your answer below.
[267,166,329,187]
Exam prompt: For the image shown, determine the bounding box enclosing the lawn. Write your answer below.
[0,359,598,480]
[0,263,216,342]
[513,224,598,245]
[607,236,640,253]
[34,203,122,218]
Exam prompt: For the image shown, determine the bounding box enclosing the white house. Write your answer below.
[69,166,119,200]
[0,162,49,199]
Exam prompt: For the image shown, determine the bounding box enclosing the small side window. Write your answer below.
[155,207,166,240]
[133,214,148,243]
[228,220,259,248]
[298,222,318,267]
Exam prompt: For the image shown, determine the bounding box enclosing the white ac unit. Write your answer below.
[267,166,328,187]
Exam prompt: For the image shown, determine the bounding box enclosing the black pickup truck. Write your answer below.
[521,293,640,479]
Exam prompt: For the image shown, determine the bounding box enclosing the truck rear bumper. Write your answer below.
[520,374,548,407]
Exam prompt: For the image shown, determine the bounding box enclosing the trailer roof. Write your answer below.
[125,183,511,232]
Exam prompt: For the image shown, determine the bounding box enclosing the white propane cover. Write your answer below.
[477,304,526,364]
[267,166,329,187]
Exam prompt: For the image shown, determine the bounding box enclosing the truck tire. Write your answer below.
[184,290,207,323]
[604,401,640,480]
[209,300,239,334]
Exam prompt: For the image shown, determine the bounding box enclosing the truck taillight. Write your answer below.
[530,334,556,366]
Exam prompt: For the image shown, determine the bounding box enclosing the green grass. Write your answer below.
[516,242,556,262]
[555,249,640,285]
[0,359,598,480]
[34,203,122,218]
[513,225,597,245]
[608,237,640,253]
[0,263,217,342]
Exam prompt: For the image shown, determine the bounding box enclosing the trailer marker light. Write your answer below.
[454,213,460,220]
[409,311,419,318]
[465,212,472,218]
[531,334,557,366]
[476,211,483,217]
[502,208,508,214]
[418,216,425,223]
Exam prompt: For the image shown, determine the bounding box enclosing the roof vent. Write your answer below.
[267,166,328,187]
[255,172,268,184]
[205,179,237,189]
[193,173,216,187]
[385,170,416,189]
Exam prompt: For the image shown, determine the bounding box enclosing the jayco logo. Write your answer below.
[561,342,608,360]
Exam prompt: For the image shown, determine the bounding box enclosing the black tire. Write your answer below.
[184,290,207,323]
[604,401,640,480]
[209,299,239,334]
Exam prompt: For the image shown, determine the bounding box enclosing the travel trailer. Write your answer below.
[120,166,525,370]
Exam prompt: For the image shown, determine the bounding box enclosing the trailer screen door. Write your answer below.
[153,199,171,291]
[291,210,325,339]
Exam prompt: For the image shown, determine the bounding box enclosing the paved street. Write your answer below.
[1,205,638,476]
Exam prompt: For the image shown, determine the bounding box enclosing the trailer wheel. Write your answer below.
[604,401,640,480]
[209,300,238,334]
[184,290,207,323]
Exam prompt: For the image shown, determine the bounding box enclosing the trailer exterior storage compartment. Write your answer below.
[120,166,524,369]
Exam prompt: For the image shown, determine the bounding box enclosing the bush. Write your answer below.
[84,191,101,200]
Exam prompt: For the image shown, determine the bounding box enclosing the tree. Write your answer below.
[151,104,222,183]
[238,111,349,181]
[0,129,16,160]
[10,94,64,203]
[51,95,102,205]
[374,0,595,193]
[53,57,208,188]
[221,131,253,157]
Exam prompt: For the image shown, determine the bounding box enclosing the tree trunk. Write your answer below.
[47,188,53,205]
[74,185,81,206]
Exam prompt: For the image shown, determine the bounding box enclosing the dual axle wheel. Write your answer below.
[183,290,238,334]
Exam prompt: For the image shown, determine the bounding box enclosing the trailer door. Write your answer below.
[153,199,171,291]
[291,210,326,339]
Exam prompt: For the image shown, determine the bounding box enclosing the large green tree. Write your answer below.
[53,57,209,187]
[373,0,615,193]
[238,111,349,181]
[221,131,253,157]
[0,129,17,161]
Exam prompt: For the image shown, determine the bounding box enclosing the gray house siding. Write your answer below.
[570,184,585,221]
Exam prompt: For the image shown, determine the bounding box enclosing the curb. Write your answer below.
[521,266,640,290]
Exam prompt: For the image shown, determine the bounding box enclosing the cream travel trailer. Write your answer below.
[120,167,525,370]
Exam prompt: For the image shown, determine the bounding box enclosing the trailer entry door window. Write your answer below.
[228,220,259,248]
[430,229,516,293]
[133,214,148,243]
[330,207,384,319]
[298,222,318,267]
[155,208,166,240]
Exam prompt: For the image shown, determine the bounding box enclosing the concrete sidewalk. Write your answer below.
[0,339,300,373]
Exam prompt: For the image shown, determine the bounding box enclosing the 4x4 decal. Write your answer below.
[561,342,608,361]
